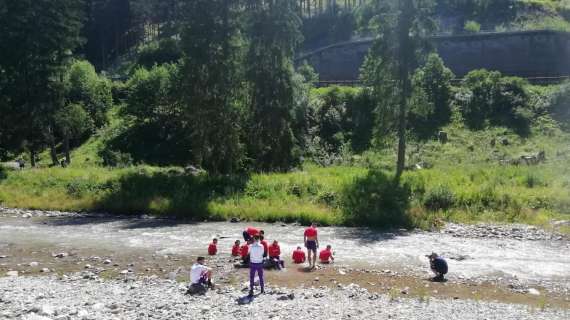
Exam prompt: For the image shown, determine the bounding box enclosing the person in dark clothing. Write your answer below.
[427,252,448,282]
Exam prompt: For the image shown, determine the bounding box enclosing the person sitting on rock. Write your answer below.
[240,240,251,266]
[268,240,285,270]
[208,238,218,255]
[231,240,240,257]
[427,252,448,282]
[319,245,334,264]
[292,246,306,264]
[187,257,213,295]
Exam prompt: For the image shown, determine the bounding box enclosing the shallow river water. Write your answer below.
[0,216,568,288]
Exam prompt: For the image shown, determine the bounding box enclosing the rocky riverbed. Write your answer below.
[1,275,569,320]
[1,207,569,319]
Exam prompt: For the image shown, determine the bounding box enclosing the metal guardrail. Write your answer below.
[316,76,570,87]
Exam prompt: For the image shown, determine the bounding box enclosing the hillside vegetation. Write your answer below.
[2,81,569,230]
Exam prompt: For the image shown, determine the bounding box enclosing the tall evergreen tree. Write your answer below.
[246,0,303,171]
[0,0,85,166]
[180,0,245,174]
[361,0,435,179]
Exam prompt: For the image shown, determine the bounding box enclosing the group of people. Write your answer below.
[189,222,448,298]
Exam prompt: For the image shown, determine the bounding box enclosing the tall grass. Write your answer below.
[0,161,568,228]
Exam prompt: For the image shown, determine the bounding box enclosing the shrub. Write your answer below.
[342,170,411,227]
[137,38,182,69]
[550,82,570,130]
[460,69,531,135]
[423,185,455,211]
[99,149,133,168]
[464,20,481,33]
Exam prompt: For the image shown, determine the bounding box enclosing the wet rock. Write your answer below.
[527,288,540,295]
[53,252,68,258]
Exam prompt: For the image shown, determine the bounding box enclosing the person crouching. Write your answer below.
[319,245,334,264]
[427,252,448,282]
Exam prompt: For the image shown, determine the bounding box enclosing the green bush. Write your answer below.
[423,185,455,211]
[137,38,182,69]
[464,20,481,32]
[99,149,133,168]
[342,170,411,227]
[459,69,531,135]
[550,82,570,129]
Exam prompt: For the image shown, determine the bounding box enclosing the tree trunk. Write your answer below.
[395,0,414,180]
[30,149,36,168]
[48,127,59,166]
[64,135,71,165]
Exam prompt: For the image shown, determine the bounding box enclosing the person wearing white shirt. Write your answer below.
[188,257,213,294]
[248,236,265,297]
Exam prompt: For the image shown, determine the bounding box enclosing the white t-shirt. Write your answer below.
[249,242,265,264]
[190,263,209,284]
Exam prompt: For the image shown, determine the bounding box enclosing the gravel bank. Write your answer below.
[0,276,568,320]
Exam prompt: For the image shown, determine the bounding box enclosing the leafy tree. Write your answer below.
[245,0,303,171]
[65,60,113,128]
[136,38,182,69]
[0,0,85,166]
[54,103,91,164]
[408,53,454,139]
[180,0,246,174]
[459,69,530,135]
[361,0,436,179]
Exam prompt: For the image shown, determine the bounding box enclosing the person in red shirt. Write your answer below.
[268,240,284,270]
[260,235,269,258]
[292,246,306,264]
[304,222,319,269]
[319,245,334,264]
[231,240,240,257]
[208,238,218,256]
[240,240,251,265]
[243,227,262,242]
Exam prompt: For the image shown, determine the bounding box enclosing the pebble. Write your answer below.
[6,271,18,277]
[29,262,39,267]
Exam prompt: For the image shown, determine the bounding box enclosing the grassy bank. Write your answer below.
[1,160,568,229]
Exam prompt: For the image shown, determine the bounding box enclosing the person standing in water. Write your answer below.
[304,222,319,269]
[248,235,265,297]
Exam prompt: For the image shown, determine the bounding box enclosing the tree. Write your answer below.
[245,0,303,171]
[66,60,113,129]
[361,0,436,179]
[54,103,91,164]
[180,0,245,174]
[408,53,454,139]
[0,0,85,166]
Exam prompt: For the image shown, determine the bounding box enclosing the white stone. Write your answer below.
[527,288,540,295]
[29,262,39,267]
[6,271,18,277]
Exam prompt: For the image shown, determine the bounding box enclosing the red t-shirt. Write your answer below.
[304,227,318,238]
[292,250,306,264]
[208,243,217,255]
[319,249,332,262]
[260,240,268,255]
[246,227,260,237]
[240,244,249,258]
[268,244,281,258]
[231,245,240,256]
